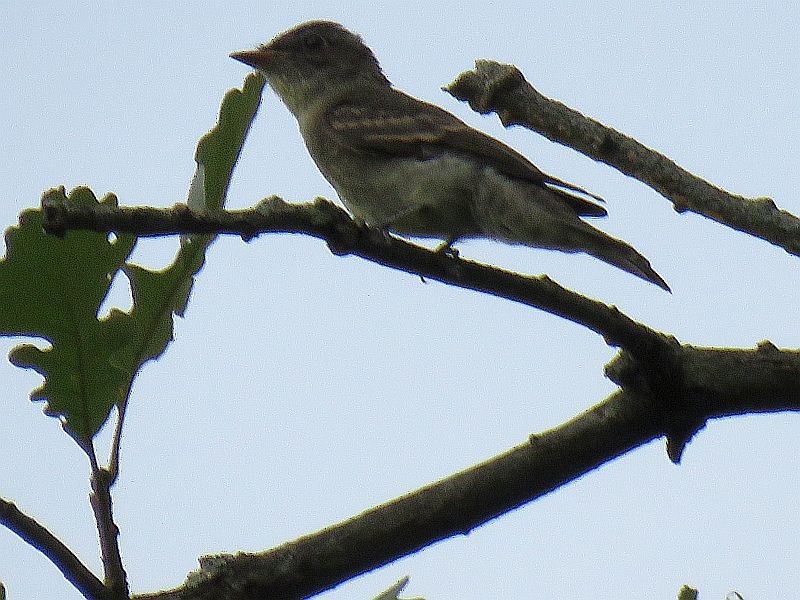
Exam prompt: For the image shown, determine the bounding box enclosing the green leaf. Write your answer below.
[117,71,266,374]
[116,71,266,373]
[1,187,136,442]
[112,246,205,371]
[677,585,698,600]
[189,71,266,212]
[2,74,265,446]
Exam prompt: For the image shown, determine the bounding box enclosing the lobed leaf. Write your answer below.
[1,187,136,441]
[1,73,266,443]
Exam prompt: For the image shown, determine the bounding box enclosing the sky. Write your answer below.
[1,1,799,599]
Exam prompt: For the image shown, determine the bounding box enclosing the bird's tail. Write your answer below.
[473,175,670,291]
[573,226,671,292]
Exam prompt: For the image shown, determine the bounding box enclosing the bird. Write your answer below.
[231,20,669,291]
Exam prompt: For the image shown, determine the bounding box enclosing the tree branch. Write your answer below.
[41,196,671,360]
[444,60,800,256]
[40,195,800,597]
[133,367,800,599]
[87,444,128,599]
[0,496,108,600]
[42,196,800,453]
[606,341,800,461]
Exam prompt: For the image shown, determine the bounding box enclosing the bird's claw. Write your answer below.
[434,238,460,258]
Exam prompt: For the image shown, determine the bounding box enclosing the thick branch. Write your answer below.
[606,341,800,461]
[0,496,108,600]
[133,362,800,600]
[445,60,800,256]
[133,388,670,599]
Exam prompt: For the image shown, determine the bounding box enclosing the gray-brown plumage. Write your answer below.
[232,21,669,291]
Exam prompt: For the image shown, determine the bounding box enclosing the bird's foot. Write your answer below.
[434,238,460,258]
[353,218,393,245]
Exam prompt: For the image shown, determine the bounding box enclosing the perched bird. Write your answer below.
[231,21,669,291]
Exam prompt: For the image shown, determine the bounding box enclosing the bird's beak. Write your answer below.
[230,47,277,70]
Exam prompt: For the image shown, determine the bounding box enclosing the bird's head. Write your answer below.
[231,21,390,115]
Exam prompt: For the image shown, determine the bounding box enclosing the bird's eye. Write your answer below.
[304,34,326,51]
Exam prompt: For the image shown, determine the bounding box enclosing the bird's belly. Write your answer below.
[324,154,484,239]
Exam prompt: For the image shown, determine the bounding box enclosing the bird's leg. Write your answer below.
[350,215,394,245]
[372,224,394,244]
[435,237,460,258]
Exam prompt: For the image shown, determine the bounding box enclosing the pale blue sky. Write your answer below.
[1,2,799,599]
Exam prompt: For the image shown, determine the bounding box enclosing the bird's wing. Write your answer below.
[328,89,607,217]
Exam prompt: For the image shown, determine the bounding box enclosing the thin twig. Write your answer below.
[0,496,107,599]
[41,197,672,361]
[88,448,129,599]
[108,401,126,484]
